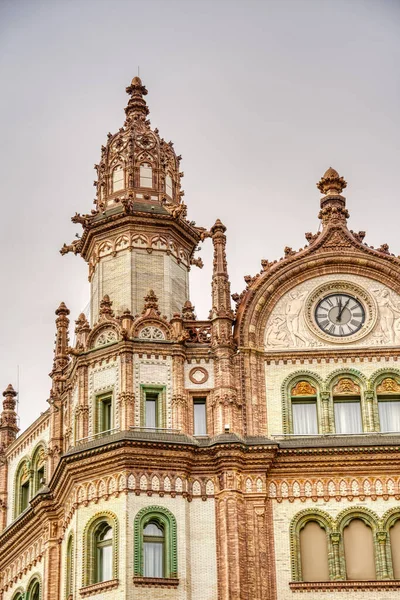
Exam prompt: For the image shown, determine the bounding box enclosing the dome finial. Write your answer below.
[317,167,347,196]
[125,75,149,121]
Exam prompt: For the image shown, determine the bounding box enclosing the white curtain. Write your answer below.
[334,401,362,434]
[292,402,318,434]
[379,401,400,432]
[100,545,113,581]
[144,542,163,577]
[194,402,207,435]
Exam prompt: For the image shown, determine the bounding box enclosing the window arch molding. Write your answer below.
[11,588,25,600]
[31,443,47,496]
[82,511,119,587]
[65,532,74,598]
[290,508,333,582]
[26,573,42,600]
[133,505,178,579]
[325,369,367,434]
[281,371,323,434]
[14,455,31,518]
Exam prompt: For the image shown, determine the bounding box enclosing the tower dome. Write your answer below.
[94,77,182,213]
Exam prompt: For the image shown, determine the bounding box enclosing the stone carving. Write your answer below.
[377,378,400,394]
[265,274,400,350]
[291,381,316,396]
[332,378,360,395]
[138,326,165,341]
[189,367,209,385]
[95,329,118,347]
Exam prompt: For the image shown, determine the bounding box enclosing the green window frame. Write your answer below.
[96,393,113,434]
[26,577,41,600]
[134,506,177,579]
[66,534,74,598]
[82,513,119,587]
[140,386,166,429]
[14,459,31,518]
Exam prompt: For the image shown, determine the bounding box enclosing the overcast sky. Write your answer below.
[0,0,399,432]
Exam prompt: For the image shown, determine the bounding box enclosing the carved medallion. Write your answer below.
[189,367,209,385]
[332,378,361,395]
[376,378,400,394]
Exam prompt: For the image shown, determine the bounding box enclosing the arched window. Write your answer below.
[300,521,329,581]
[27,578,41,600]
[66,534,74,597]
[140,163,153,188]
[134,506,177,580]
[332,378,363,434]
[343,519,376,580]
[12,591,24,600]
[15,460,30,517]
[83,514,118,587]
[165,174,173,198]
[95,522,113,582]
[290,381,318,435]
[376,377,400,432]
[112,165,124,192]
[143,521,165,577]
[32,445,46,495]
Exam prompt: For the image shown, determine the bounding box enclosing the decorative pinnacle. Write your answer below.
[55,301,70,316]
[143,290,159,312]
[210,219,227,235]
[99,295,114,319]
[317,167,347,196]
[125,76,149,119]
[2,384,17,399]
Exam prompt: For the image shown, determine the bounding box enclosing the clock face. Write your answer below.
[315,293,365,337]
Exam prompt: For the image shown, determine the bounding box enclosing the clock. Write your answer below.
[315,293,365,337]
[305,281,377,344]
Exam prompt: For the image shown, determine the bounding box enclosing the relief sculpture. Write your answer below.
[265,274,400,350]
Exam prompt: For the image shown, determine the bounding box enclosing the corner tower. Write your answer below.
[61,77,205,323]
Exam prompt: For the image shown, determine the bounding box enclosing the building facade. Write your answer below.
[1,77,400,600]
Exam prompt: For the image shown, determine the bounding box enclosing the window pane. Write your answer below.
[334,401,362,434]
[344,519,376,580]
[166,175,173,198]
[300,521,329,581]
[292,402,318,434]
[101,399,112,432]
[379,400,400,432]
[146,397,157,428]
[140,163,152,188]
[21,482,29,511]
[112,166,124,192]
[144,541,163,577]
[144,522,163,536]
[390,520,400,578]
[99,544,113,581]
[194,400,207,435]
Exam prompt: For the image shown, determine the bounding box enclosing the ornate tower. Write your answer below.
[61,77,204,322]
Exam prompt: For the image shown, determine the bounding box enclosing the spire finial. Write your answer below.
[317,168,349,227]
[125,76,149,122]
[317,167,347,196]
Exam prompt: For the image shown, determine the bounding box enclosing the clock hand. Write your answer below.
[337,298,342,322]
[338,298,350,321]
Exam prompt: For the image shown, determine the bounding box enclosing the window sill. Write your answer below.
[79,579,119,596]
[133,576,179,588]
[290,580,400,592]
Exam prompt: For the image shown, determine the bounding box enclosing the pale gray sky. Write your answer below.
[0,0,399,432]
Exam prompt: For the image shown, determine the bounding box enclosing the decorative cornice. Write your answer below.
[289,580,400,592]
